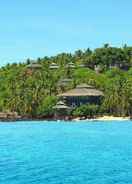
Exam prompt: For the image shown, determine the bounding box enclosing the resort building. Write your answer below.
[27,62,42,70]
[53,101,70,119]
[49,62,59,69]
[53,101,70,111]
[58,84,104,108]
[66,62,76,69]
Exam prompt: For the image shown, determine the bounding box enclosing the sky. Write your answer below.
[0,0,132,66]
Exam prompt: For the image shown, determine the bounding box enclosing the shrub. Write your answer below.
[72,104,99,118]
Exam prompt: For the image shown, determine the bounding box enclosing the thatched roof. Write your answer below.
[49,63,59,69]
[66,62,75,68]
[58,84,104,97]
[53,101,70,109]
[27,63,42,69]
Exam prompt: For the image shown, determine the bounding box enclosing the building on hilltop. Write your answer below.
[66,62,76,69]
[27,62,42,70]
[49,62,59,69]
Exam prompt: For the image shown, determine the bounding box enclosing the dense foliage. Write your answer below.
[72,104,99,118]
[1,44,132,117]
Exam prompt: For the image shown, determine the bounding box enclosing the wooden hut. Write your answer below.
[53,101,71,120]
[26,62,42,75]
[53,101,70,110]
[27,62,42,70]
[49,62,59,69]
[58,84,104,107]
[66,62,75,69]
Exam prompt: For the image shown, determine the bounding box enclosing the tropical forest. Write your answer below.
[1,44,132,118]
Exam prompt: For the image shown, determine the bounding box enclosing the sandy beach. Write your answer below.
[96,116,130,121]
[73,116,130,121]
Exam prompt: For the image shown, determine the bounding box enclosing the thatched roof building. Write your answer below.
[66,62,75,69]
[27,62,42,70]
[58,84,103,107]
[49,62,59,69]
[58,84,103,97]
[53,101,70,110]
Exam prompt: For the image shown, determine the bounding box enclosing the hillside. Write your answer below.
[0,44,132,118]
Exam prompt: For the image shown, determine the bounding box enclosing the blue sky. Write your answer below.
[0,0,132,66]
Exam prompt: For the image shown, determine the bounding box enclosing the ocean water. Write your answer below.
[0,121,132,184]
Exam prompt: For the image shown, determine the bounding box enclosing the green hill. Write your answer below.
[0,44,132,118]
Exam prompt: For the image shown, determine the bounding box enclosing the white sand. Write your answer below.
[95,116,130,121]
[73,116,130,121]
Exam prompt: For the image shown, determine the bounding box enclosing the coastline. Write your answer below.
[72,116,131,122]
[0,115,131,122]
[95,116,130,121]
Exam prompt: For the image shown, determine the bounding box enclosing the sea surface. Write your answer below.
[0,120,132,184]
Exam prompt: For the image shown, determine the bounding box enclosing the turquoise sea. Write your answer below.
[0,120,132,184]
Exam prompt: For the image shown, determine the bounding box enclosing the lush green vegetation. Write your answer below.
[72,104,99,118]
[1,44,132,118]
